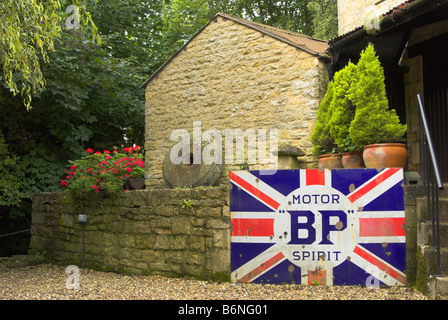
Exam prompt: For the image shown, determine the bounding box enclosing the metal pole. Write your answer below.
[417,94,444,190]
[436,183,441,275]
[418,94,443,276]
[82,222,85,269]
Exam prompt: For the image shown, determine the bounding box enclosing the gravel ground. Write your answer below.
[0,264,427,300]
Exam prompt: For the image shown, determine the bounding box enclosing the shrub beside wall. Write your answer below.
[29,186,231,280]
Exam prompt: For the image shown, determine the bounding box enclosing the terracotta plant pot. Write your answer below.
[363,143,407,168]
[318,153,343,169]
[125,178,146,190]
[342,152,365,168]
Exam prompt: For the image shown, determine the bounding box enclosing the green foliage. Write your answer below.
[158,0,338,47]
[0,0,339,234]
[231,0,313,34]
[181,199,195,209]
[229,0,338,38]
[0,132,25,206]
[349,44,407,146]
[307,0,338,40]
[329,61,361,152]
[312,43,406,154]
[61,146,144,195]
[0,0,147,202]
[0,0,99,110]
[310,82,338,155]
[165,0,213,43]
[20,149,67,197]
[213,271,230,282]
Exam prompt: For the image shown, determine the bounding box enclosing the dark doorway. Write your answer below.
[384,65,407,129]
[421,33,448,182]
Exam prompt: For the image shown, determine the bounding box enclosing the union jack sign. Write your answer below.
[230,168,406,286]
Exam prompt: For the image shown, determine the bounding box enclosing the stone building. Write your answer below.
[28,1,448,291]
[142,12,329,189]
[330,0,448,183]
[337,0,406,35]
[331,0,448,298]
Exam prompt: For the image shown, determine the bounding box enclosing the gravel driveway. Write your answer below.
[0,264,427,300]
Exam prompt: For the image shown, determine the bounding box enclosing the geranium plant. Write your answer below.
[60,146,144,195]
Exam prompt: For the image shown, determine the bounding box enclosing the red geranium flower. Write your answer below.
[86,148,94,153]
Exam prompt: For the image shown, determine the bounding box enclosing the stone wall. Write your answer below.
[29,182,421,286]
[337,0,404,35]
[403,184,421,286]
[29,187,231,280]
[144,15,328,189]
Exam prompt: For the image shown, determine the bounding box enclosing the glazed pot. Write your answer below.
[363,143,407,168]
[318,153,343,169]
[342,152,365,168]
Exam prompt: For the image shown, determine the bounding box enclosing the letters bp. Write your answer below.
[230,168,406,286]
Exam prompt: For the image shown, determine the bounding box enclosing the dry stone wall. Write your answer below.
[144,15,328,189]
[29,187,231,280]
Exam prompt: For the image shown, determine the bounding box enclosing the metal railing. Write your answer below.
[417,93,444,275]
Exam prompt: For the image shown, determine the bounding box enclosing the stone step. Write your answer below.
[405,184,448,202]
[418,246,448,277]
[418,221,448,248]
[428,276,448,300]
[416,197,448,223]
[0,255,43,270]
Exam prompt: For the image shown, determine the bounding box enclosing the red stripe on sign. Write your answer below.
[231,218,275,237]
[230,172,280,210]
[306,169,325,186]
[239,252,285,283]
[347,168,400,203]
[353,245,406,285]
[359,217,405,237]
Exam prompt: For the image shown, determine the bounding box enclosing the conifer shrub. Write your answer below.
[329,61,360,152]
[310,81,338,155]
[349,43,406,147]
[311,43,406,157]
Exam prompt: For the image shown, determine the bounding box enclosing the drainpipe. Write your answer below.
[78,214,88,268]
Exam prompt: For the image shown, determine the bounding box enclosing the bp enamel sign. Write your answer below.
[230,169,406,286]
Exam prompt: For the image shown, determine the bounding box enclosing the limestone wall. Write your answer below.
[144,15,328,189]
[29,187,231,280]
[338,0,405,35]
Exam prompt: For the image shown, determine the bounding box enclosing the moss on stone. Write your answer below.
[213,271,230,282]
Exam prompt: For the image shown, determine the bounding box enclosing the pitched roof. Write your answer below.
[141,12,329,88]
[217,12,329,57]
